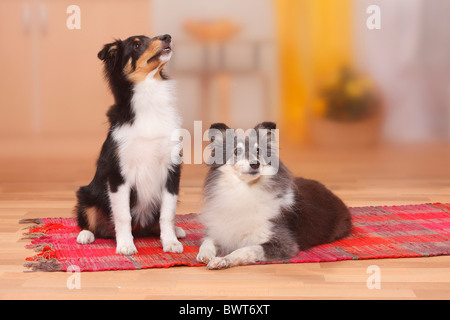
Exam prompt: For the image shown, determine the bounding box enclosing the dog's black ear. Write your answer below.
[97,41,119,61]
[208,123,230,142]
[254,121,276,130]
[206,123,231,167]
[254,121,276,141]
[210,123,230,131]
[254,121,277,157]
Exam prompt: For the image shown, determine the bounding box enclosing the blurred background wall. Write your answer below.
[152,0,278,132]
[0,0,449,159]
[355,0,450,144]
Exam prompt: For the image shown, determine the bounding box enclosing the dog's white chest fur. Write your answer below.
[112,78,180,223]
[201,166,294,254]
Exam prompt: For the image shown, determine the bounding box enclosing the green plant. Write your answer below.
[313,67,380,122]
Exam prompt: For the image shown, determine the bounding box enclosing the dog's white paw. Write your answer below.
[175,226,186,239]
[196,249,215,264]
[77,230,95,244]
[207,257,230,270]
[116,241,138,255]
[162,239,184,253]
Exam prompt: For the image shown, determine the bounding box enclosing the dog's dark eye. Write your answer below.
[134,41,141,49]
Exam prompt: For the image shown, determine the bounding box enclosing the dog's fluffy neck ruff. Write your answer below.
[108,68,178,129]
[111,73,180,154]
[131,76,177,122]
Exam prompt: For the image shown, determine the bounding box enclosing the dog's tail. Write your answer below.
[75,186,94,230]
[75,185,115,238]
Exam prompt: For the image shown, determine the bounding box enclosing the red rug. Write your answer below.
[20,203,450,272]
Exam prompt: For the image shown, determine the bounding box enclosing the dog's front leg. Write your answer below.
[108,182,137,255]
[160,189,183,253]
[197,237,217,264]
[207,245,265,270]
[159,163,184,253]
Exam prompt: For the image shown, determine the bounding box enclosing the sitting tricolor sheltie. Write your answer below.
[197,122,352,269]
[75,34,185,255]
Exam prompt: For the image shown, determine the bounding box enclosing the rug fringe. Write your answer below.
[21,232,48,239]
[20,218,66,272]
[23,259,62,272]
[27,243,54,252]
[19,218,44,225]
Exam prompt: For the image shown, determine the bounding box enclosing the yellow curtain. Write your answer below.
[274,0,353,144]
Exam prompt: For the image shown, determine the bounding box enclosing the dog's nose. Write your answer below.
[158,34,171,42]
[250,161,260,170]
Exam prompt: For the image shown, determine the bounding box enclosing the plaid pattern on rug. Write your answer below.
[21,203,450,271]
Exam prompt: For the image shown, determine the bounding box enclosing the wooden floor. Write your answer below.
[1,137,450,299]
